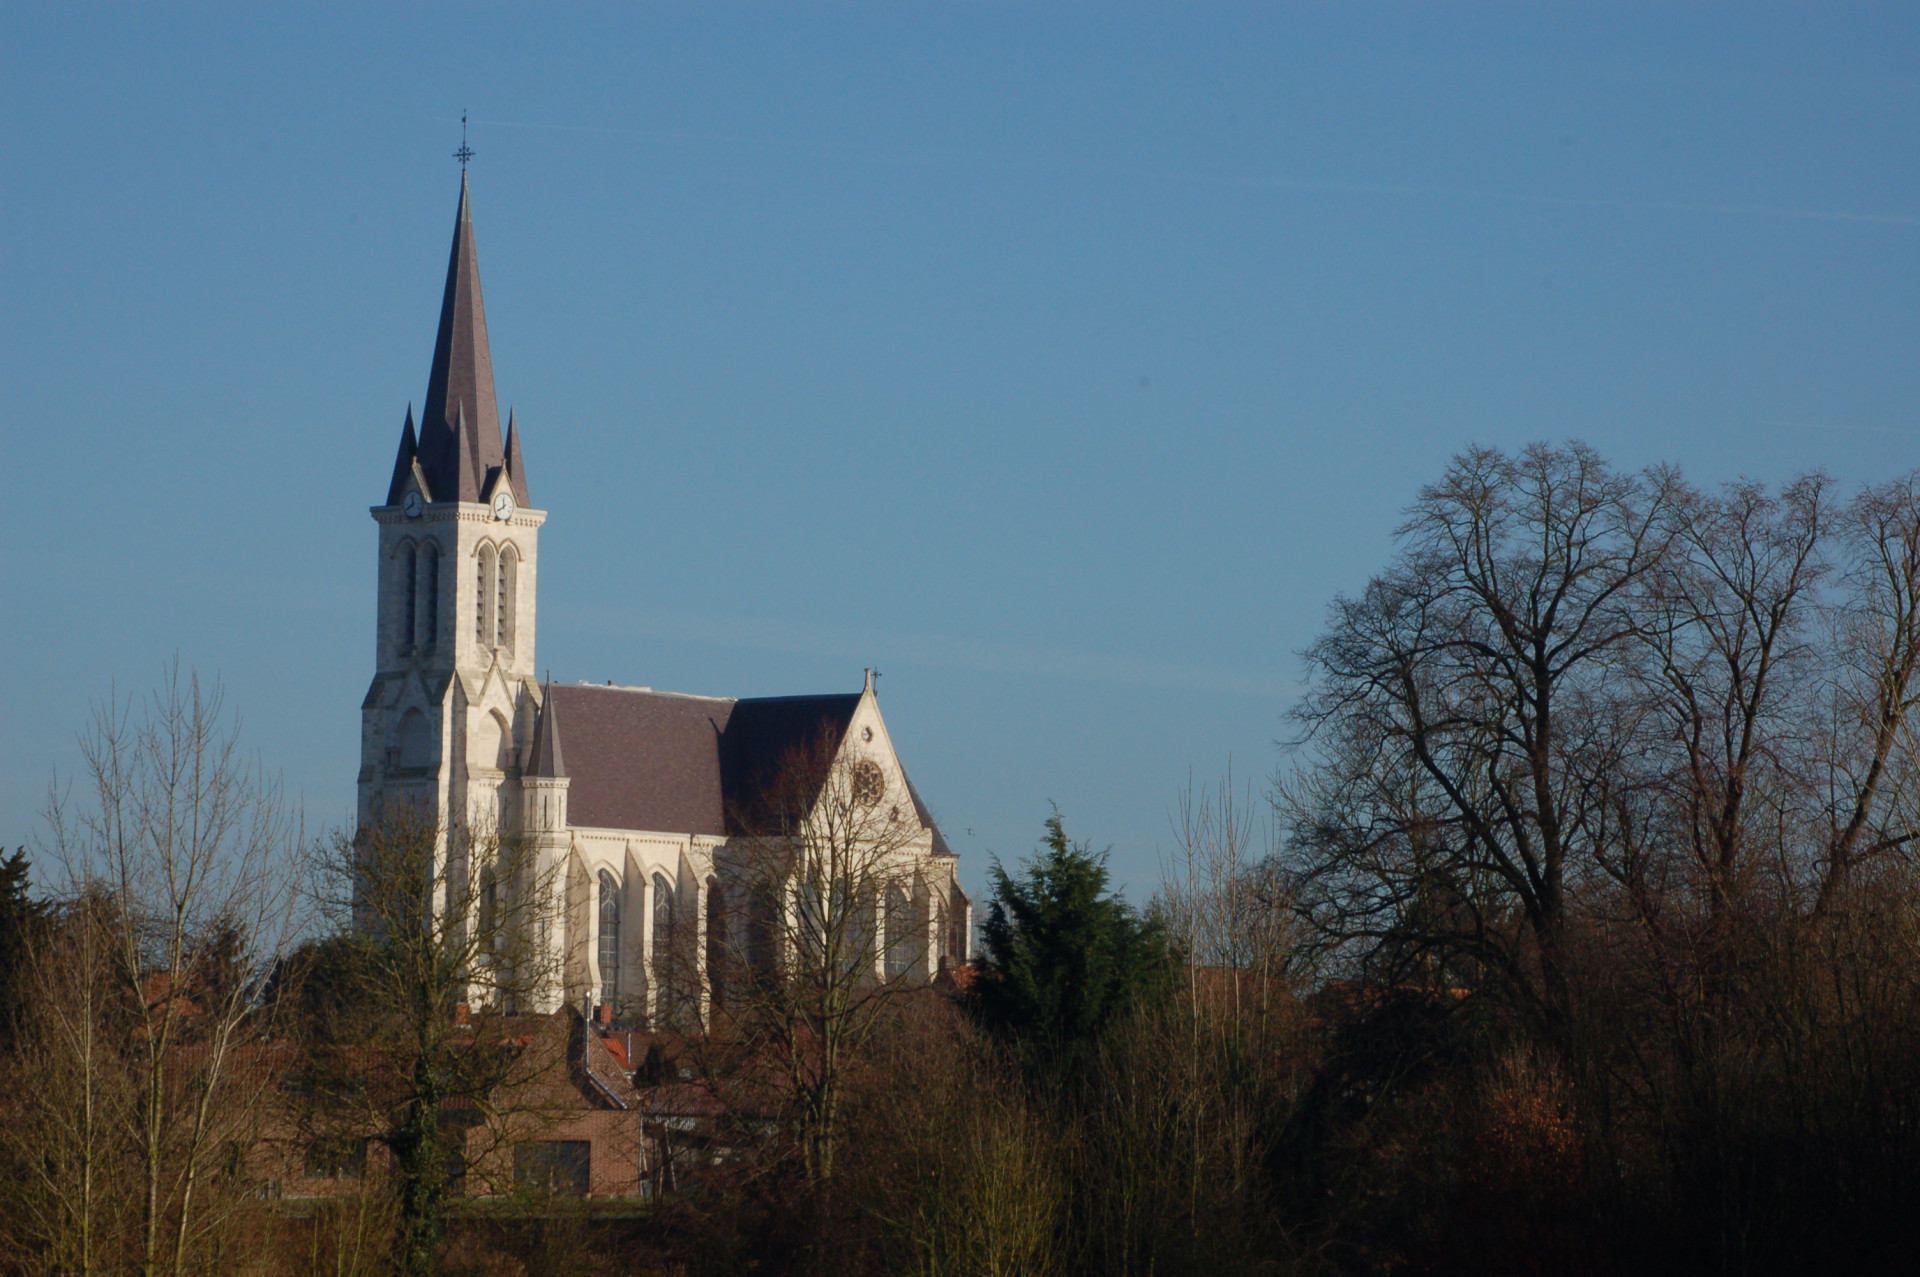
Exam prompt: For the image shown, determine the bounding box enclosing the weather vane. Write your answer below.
[453,110,474,170]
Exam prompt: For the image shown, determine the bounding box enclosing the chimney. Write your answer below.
[452,1003,471,1027]
[595,1004,612,1027]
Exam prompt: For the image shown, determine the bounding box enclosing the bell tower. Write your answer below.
[359,173,545,845]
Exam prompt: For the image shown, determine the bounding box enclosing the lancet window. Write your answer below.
[707,878,727,1000]
[476,544,496,644]
[651,872,675,1005]
[652,873,674,957]
[400,543,417,653]
[598,871,621,1007]
[496,545,517,652]
[420,543,439,647]
[885,886,912,978]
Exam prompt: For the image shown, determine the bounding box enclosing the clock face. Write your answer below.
[491,491,516,521]
[401,491,424,518]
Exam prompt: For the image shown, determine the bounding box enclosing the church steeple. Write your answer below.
[412,172,506,505]
[364,155,551,1007]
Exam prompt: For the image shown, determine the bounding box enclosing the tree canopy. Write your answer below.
[0,849,47,1039]
[972,812,1171,1072]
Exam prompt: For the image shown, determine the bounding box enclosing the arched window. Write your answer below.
[496,545,517,652]
[846,883,873,970]
[476,544,496,645]
[747,882,779,975]
[479,868,498,950]
[885,886,912,978]
[598,871,621,1008]
[400,543,417,653]
[651,872,675,1006]
[706,877,727,1002]
[420,543,440,648]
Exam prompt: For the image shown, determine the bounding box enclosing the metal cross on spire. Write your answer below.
[453,109,475,170]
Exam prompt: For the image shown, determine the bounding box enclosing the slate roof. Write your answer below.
[535,685,933,841]
[719,694,863,829]
[387,173,518,507]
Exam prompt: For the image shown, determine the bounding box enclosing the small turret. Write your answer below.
[503,407,531,506]
[528,685,566,779]
[385,406,420,506]
[523,684,572,835]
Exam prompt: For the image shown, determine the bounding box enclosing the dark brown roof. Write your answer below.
[388,172,515,507]
[718,694,862,829]
[536,685,866,836]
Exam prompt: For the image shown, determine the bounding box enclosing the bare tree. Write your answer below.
[297,801,567,1277]
[12,665,305,1277]
[1283,443,1676,1037]
[62,667,300,1276]
[1813,472,1920,911]
[1597,476,1829,948]
[0,890,132,1275]
[709,736,941,1181]
[1150,769,1305,1256]
[1158,765,1298,1033]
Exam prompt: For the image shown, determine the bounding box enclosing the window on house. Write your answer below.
[305,1138,368,1180]
[599,870,620,1007]
[445,1144,467,1198]
[514,1140,590,1196]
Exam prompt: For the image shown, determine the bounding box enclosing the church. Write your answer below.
[357,173,971,1025]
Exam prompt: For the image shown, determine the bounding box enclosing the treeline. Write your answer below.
[7,444,1920,1275]
[671,445,1920,1276]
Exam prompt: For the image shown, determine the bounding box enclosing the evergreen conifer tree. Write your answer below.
[0,849,46,1038]
[972,812,1170,1075]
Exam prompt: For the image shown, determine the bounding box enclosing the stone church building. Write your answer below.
[358,175,970,1024]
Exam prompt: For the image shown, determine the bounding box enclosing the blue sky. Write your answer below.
[5,5,1918,904]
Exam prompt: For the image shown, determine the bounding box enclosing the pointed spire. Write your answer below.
[416,172,504,504]
[385,405,419,505]
[502,406,530,506]
[529,685,566,779]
